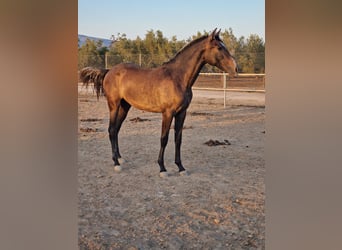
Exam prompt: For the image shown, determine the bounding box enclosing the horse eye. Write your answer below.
[218,46,222,50]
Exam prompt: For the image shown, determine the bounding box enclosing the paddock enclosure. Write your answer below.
[78,77,265,249]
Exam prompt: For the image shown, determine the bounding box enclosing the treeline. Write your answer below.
[78,28,265,73]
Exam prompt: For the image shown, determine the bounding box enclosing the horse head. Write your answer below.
[203,28,238,77]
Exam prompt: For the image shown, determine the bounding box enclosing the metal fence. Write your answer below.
[78,53,265,107]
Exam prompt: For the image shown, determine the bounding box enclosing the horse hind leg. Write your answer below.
[108,108,121,171]
[107,96,125,171]
[115,99,131,164]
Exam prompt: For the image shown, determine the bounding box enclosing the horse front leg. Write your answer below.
[174,109,188,175]
[157,112,173,177]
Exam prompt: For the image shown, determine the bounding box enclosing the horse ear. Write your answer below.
[216,29,221,38]
[210,28,217,40]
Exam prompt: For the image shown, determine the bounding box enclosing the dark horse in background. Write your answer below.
[80,28,238,177]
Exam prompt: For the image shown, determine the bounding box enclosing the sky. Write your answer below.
[78,0,264,41]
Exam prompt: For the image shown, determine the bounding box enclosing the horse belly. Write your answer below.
[122,83,169,113]
[118,69,182,113]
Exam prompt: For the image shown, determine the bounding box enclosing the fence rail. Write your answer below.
[195,73,265,107]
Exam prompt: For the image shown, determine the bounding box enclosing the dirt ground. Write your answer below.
[78,90,265,249]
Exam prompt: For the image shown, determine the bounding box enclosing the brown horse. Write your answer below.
[80,28,238,177]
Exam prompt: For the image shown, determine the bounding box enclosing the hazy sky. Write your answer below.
[78,0,264,40]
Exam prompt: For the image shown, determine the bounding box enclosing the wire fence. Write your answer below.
[78,53,265,107]
[78,53,265,74]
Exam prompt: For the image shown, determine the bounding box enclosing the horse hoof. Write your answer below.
[114,165,122,172]
[159,172,169,178]
[118,158,125,164]
[180,170,189,176]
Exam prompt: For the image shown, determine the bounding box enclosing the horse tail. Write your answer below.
[79,67,109,99]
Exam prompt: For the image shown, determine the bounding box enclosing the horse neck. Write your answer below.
[165,41,206,89]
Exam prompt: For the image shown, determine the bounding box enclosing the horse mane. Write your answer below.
[163,35,208,65]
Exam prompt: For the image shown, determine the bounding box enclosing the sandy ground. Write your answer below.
[78,89,265,249]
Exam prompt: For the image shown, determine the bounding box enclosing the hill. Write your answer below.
[78,34,112,48]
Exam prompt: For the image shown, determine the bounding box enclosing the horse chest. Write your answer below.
[174,90,192,113]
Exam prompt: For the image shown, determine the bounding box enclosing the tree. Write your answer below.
[81,29,265,73]
[78,39,108,69]
[246,34,265,73]
[232,34,265,73]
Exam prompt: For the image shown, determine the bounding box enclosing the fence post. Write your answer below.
[105,52,108,69]
[223,73,227,108]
